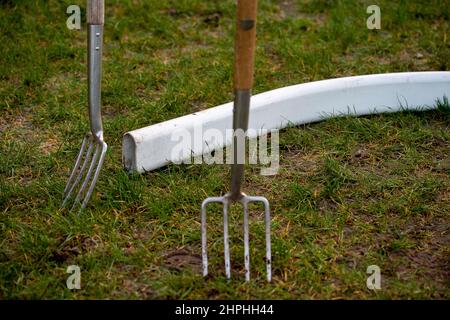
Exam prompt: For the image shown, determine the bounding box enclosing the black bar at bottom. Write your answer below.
[0,300,447,319]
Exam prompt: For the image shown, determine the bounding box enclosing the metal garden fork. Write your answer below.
[201,0,271,282]
[62,0,107,212]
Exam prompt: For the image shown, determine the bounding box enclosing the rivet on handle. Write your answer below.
[239,19,255,30]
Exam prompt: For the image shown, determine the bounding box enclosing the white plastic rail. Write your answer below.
[123,72,450,173]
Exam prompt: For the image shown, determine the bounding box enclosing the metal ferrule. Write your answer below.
[230,89,251,200]
[88,24,104,140]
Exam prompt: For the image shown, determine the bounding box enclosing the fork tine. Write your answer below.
[201,199,209,277]
[261,197,272,282]
[63,134,90,197]
[223,199,231,279]
[247,196,272,282]
[202,196,271,281]
[202,197,228,278]
[62,138,94,208]
[71,142,101,211]
[243,200,250,282]
[262,197,272,282]
[79,141,107,211]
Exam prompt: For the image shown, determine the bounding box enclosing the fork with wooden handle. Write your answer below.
[62,0,107,212]
[201,0,272,282]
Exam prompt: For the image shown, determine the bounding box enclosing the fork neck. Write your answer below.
[88,24,104,140]
[229,89,251,201]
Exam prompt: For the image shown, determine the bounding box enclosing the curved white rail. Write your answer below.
[123,71,450,173]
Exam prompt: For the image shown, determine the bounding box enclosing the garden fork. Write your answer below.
[201,0,271,282]
[62,0,107,212]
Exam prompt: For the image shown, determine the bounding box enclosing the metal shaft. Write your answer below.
[88,24,104,140]
[230,89,251,200]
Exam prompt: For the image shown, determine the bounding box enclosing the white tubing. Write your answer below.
[123,71,450,173]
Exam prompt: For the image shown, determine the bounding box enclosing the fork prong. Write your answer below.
[71,142,101,211]
[79,141,107,212]
[247,196,272,282]
[202,196,271,281]
[262,198,272,282]
[201,197,227,278]
[63,134,90,196]
[243,200,250,282]
[62,138,94,208]
[223,199,231,280]
[201,199,209,277]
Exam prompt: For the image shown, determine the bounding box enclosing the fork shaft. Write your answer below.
[230,90,251,200]
[88,24,104,139]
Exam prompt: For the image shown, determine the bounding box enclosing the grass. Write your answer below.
[0,0,449,299]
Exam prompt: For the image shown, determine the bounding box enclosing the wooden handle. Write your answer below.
[87,0,104,25]
[234,0,258,91]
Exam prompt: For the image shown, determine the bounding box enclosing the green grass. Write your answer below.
[0,0,449,299]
